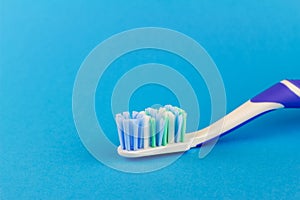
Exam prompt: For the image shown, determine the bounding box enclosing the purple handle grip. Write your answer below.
[251,80,300,108]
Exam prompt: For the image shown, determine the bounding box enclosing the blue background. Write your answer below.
[1,0,300,199]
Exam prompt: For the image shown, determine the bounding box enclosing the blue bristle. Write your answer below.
[129,120,134,150]
[133,119,138,150]
[174,113,179,143]
[155,115,160,146]
[137,119,143,149]
[129,137,134,150]
[122,119,130,150]
[136,111,145,149]
[132,111,138,119]
[176,115,183,142]
[129,119,138,150]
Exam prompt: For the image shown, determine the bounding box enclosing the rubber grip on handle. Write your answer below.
[251,80,300,108]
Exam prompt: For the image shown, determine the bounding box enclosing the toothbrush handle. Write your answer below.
[190,79,300,147]
[251,79,300,108]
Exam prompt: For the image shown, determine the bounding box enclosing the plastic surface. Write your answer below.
[251,80,300,108]
[288,79,300,88]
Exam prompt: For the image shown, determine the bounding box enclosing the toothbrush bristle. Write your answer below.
[115,105,187,151]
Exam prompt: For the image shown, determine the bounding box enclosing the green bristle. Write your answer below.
[150,117,156,147]
[162,117,169,146]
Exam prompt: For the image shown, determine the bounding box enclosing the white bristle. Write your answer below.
[130,119,138,150]
[167,111,175,144]
[143,115,150,148]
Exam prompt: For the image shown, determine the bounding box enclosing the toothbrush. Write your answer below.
[115,79,300,158]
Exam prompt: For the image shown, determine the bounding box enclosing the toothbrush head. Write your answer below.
[115,105,188,157]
